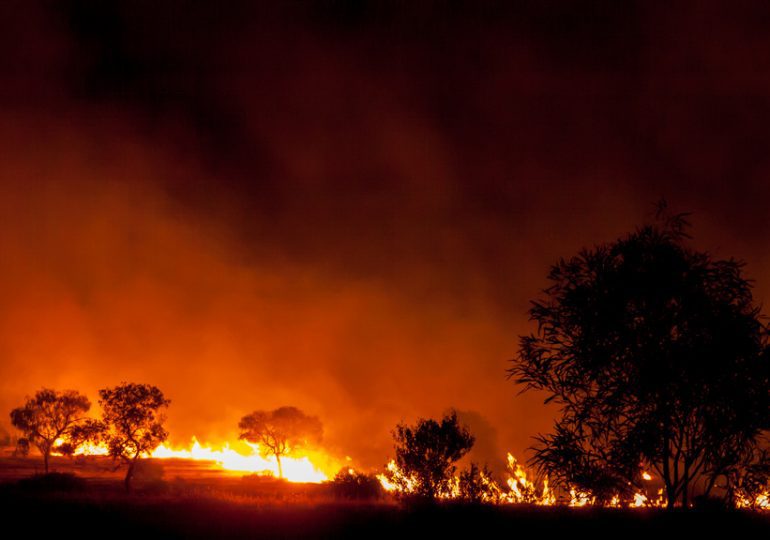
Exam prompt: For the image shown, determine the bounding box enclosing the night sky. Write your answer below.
[1,1,769,470]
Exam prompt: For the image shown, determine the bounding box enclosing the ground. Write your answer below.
[1,454,769,538]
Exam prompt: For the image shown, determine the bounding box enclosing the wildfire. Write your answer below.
[376,460,418,495]
[52,440,770,507]
[568,488,594,507]
[56,436,333,483]
[504,453,555,505]
[151,438,330,483]
[375,452,701,509]
[736,493,770,510]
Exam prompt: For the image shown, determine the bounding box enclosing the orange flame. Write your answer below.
[57,436,335,483]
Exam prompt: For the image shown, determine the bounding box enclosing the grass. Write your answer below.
[1,456,769,538]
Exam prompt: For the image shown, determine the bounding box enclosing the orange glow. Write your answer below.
[150,438,332,483]
[736,492,770,510]
[59,436,336,483]
[53,439,770,509]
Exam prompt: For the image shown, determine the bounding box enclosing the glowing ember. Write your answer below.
[737,492,770,510]
[568,488,594,507]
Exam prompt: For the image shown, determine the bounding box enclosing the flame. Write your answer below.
[151,438,331,483]
[56,436,333,483]
[568,488,594,507]
[377,459,418,494]
[54,437,770,508]
[503,452,553,504]
[377,452,556,504]
[52,438,109,456]
[736,492,770,510]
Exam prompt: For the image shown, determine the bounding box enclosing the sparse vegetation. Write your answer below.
[9,389,91,473]
[331,468,384,500]
[92,383,171,492]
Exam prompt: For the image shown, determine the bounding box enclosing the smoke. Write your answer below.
[1,2,769,469]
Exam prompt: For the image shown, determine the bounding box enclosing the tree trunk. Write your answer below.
[124,461,136,493]
[276,454,283,479]
[663,442,675,510]
[704,473,718,497]
[681,461,690,508]
[43,449,50,474]
[665,483,676,510]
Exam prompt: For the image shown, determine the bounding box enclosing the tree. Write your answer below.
[389,410,475,500]
[238,406,322,479]
[510,209,770,508]
[330,468,384,500]
[458,462,499,503]
[9,388,91,473]
[96,383,170,492]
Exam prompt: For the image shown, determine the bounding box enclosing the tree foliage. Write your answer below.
[238,406,322,479]
[510,211,770,507]
[458,462,498,503]
[94,383,170,492]
[390,410,474,500]
[330,468,384,500]
[9,388,91,473]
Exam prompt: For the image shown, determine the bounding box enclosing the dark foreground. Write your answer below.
[2,483,770,539]
[1,456,768,538]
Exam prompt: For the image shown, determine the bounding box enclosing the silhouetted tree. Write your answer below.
[96,383,170,492]
[9,388,91,473]
[14,437,30,457]
[389,410,474,500]
[510,208,770,508]
[729,448,770,508]
[238,406,322,479]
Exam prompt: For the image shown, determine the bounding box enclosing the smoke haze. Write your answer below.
[1,1,770,470]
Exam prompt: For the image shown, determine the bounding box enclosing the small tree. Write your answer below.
[238,406,322,479]
[331,468,384,500]
[9,388,91,473]
[389,410,475,500]
[510,208,770,508]
[97,383,170,492]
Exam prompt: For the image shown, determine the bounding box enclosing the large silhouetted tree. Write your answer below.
[510,208,770,508]
[96,383,170,492]
[238,406,322,479]
[389,410,474,500]
[9,388,91,473]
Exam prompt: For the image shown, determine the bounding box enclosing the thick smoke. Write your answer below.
[1,2,769,469]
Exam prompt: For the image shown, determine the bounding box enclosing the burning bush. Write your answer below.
[330,468,384,500]
[381,410,474,501]
[458,463,503,503]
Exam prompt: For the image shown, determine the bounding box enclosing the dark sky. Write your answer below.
[1,1,769,471]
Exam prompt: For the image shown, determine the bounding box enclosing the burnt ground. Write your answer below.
[1,456,769,538]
